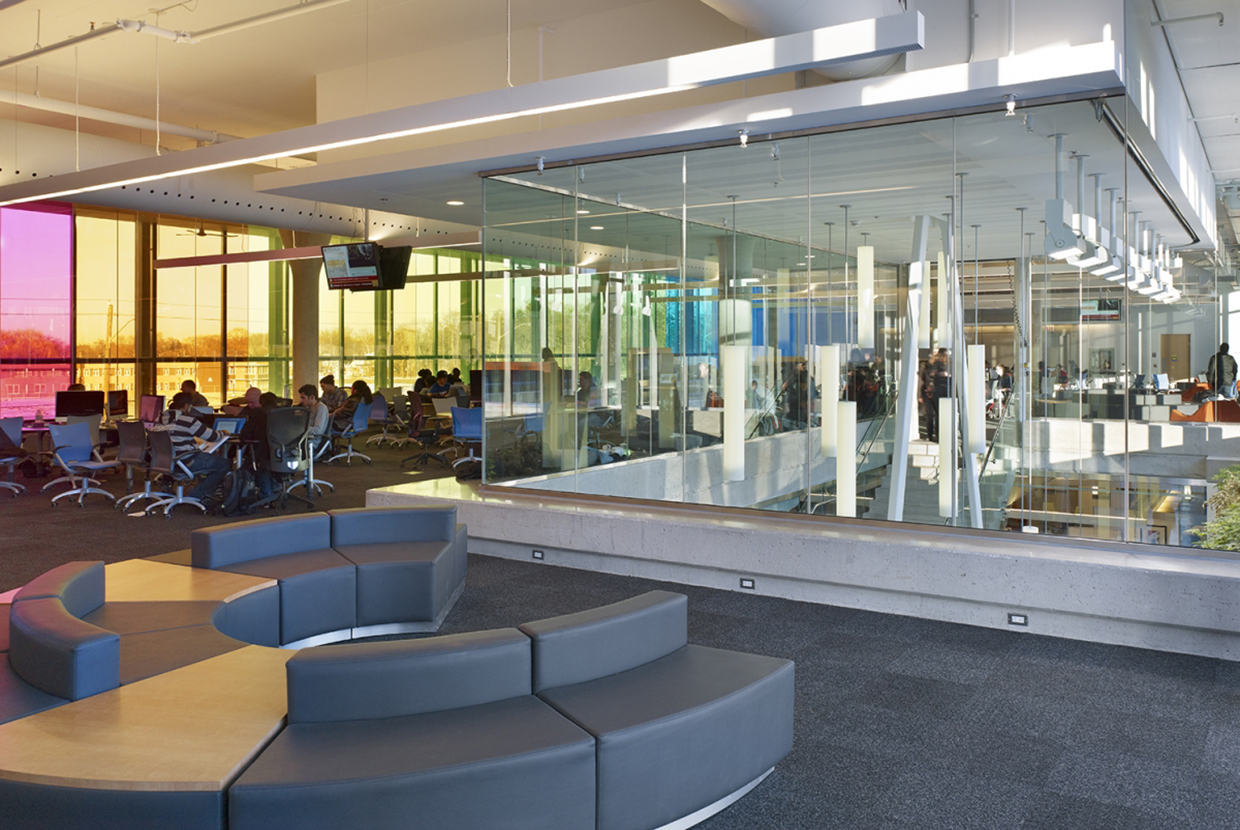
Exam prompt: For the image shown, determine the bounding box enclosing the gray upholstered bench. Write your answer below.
[328,506,468,635]
[192,513,358,647]
[520,591,795,830]
[228,629,597,830]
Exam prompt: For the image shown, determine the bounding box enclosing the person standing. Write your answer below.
[1207,343,1238,396]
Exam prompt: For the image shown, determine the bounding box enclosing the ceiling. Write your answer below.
[0,0,655,141]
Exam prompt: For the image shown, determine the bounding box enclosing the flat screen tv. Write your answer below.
[55,390,105,418]
[323,243,382,290]
[107,389,128,418]
[139,394,165,424]
[378,245,411,290]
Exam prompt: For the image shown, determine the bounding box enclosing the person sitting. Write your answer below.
[298,384,330,442]
[240,392,280,503]
[427,371,454,398]
[412,368,434,396]
[576,371,595,406]
[156,391,230,506]
[180,379,210,408]
[1207,343,1238,397]
[332,380,374,431]
[66,383,87,392]
[319,374,348,414]
[449,367,463,386]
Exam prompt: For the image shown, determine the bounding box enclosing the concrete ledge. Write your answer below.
[368,479,1240,661]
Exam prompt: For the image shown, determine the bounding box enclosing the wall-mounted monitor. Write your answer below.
[107,390,128,417]
[323,243,382,290]
[322,243,411,291]
[139,394,165,424]
[55,391,105,418]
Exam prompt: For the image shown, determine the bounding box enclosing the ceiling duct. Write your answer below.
[700,0,907,81]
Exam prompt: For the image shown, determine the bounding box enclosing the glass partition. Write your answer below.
[482,98,1227,551]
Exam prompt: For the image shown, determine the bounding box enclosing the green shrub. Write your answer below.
[1193,465,1240,551]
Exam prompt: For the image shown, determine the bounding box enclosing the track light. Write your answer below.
[1005,94,1017,116]
[535,156,545,174]
[738,129,749,148]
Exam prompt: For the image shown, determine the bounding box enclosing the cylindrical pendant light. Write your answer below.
[857,245,875,350]
[722,344,748,481]
[966,344,986,454]
[836,401,856,517]
[817,344,840,457]
[938,397,956,517]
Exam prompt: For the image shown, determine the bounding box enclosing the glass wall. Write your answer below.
[0,203,73,419]
[482,98,1225,550]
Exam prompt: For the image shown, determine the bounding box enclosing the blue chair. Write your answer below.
[45,422,119,506]
[364,393,399,447]
[326,399,373,465]
[0,416,26,497]
[449,406,482,469]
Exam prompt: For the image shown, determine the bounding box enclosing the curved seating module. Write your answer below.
[228,629,597,830]
[520,591,795,830]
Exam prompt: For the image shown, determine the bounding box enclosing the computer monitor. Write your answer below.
[1132,374,1147,390]
[139,394,165,424]
[212,416,245,435]
[55,390,105,418]
[1154,373,1170,391]
[107,389,129,418]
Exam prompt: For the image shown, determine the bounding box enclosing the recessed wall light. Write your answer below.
[590,225,605,230]
[446,200,465,206]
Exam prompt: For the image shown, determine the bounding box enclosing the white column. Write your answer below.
[966,344,986,454]
[890,215,932,523]
[817,344,840,456]
[919,256,932,349]
[857,246,875,350]
[938,397,956,518]
[722,344,748,481]
[836,401,856,517]
[935,251,949,348]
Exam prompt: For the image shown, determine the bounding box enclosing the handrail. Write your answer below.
[747,383,785,439]
[978,388,1014,479]
[855,385,898,470]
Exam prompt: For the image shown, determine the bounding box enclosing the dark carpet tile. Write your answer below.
[1019,792,1177,830]
[849,670,977,720]
[1202,725,1240,779]
[955,686,1089,744]
[821,702,951,760]
[884,642,1002,685]
[1045,749,1200,822]
[1187,773,1240,830]
[871,767,1041,830]
[1009,632,1129,671]
[793,630,912,671]
[923,724,1067,788]
[1089,666,1231,724]
[1068,706,1209,765]
[981,651,1107,698]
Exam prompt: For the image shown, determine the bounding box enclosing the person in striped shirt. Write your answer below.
[157,391,231,503]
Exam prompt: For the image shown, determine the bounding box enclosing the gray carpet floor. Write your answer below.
[5,443,1240,828]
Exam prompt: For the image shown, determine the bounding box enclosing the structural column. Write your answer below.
[281,230,332,391]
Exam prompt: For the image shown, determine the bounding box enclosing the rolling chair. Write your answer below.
[0,416,27,497]
[113,421,172,511]
[143,429,207,517]
[287,431,335,498]
[326,400,372,465]
[249,406,314,513]
[365,394,400,447]
[449,406,483,469]
[400,398,450,468]
[45,421,119,506]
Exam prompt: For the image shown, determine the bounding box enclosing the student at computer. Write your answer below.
[157,392,230,505]
[181,379,210,408]
[298,384,330,442]
[427,371,454,398]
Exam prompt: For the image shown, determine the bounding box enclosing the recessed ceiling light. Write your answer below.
[590,225,605,230]
[446,200,465,206]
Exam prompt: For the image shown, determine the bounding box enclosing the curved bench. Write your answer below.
[191,505,467,647]
[0,520,793,830]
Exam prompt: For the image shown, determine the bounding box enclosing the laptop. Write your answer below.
[213,416,245,435]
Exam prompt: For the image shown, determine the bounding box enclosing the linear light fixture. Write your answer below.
[0,14,924,208]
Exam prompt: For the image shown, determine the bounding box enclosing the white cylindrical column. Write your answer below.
[938,397,956,518]
[935,251,949,348]
[722,344,749,481]
[817,344,840,456]
[836,401,856,517]
[967,344,986,454]
[917,259,931,349]
[857,246,875,350]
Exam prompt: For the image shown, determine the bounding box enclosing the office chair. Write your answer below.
[113,421,172,511]
[449,406,483,469]
[0,416,26,496]
[143,429,207,517]
[45,421,120,506]
[364,394,400,447]
[399,398,450,468]
[326,400,373,465]
[287,431,335,498]
[249,406,314,513]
